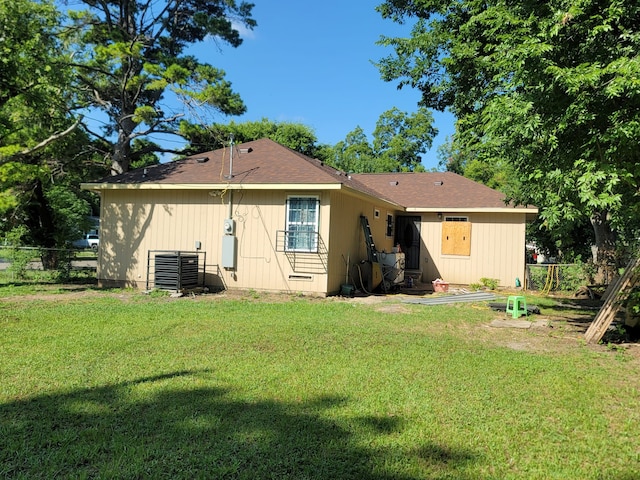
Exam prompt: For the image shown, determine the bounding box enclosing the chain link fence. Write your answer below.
[525,263,592,293]
[0,246,97,283]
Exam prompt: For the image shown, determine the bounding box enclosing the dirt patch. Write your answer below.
[374,304,413,314]
[0,285,116,304]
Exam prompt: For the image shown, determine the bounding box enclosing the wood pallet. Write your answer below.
[584,257,640,344]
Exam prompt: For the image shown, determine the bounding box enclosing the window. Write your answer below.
[386,214,393,237]
[441,217,471,256]
[285,196,319,252]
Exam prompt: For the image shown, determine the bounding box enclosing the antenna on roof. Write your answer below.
[225,134,234,179]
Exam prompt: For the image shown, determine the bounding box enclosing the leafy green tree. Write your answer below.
[179,118,321,157]
[65,0,256,175]
[329,126,376,173]
[0,0,98,267]
[328,108,436,173]
[1,127,104,268]
[377,0,640,273]
[438,137,514,191]
[181,109,435,174]
[373,107,435,172]
[436,137,465,174]
[0,0,78,161]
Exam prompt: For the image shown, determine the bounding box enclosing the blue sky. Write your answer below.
[190,1,455,170]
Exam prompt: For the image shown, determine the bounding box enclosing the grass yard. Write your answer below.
[1,286,639,479]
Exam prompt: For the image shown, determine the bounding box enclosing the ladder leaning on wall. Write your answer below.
[360,215,387,293]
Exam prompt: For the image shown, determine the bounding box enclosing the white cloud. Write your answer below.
[232,20,256,40]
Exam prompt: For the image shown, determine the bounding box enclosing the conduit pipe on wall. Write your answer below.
[226,135,234,220]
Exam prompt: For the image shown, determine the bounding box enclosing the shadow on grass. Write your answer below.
[0,278,98,289]
[0,371,480,479]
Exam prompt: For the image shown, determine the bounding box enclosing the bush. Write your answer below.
[479,277,499,290]
[5,247,34,280]
[469,278,499,291]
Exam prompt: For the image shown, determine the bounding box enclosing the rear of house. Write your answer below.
[354,172,536,288]
[84,139,402,295]
[83,139,536,295]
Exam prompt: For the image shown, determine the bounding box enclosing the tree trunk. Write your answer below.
[111,108,138,175]
[25,179,58,269]
[111,126,133,175]
[590,210,617,284]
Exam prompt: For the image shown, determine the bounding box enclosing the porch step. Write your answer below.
[404,270,422,281]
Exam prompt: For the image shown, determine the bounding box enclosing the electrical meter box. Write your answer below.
[223,218,235,235]
[222,235,237,269]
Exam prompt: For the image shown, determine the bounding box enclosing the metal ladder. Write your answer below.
[360,215,387,293]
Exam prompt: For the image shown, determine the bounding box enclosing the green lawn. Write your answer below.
[1,288,638,479]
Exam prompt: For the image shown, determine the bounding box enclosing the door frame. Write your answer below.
[395,215,421,270]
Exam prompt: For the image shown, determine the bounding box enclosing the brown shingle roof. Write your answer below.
[352,171,522,210]
[94,138,387,197]
[86,138,535,212]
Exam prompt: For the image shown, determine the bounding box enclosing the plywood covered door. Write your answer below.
[395,216,421,270]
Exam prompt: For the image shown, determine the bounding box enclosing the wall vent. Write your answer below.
[288,274,313,281]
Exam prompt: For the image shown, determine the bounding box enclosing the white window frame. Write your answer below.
[285,196,320,252]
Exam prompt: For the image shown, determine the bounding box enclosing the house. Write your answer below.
[81,138,537,295]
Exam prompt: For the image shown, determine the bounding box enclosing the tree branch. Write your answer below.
[1,117,84,165]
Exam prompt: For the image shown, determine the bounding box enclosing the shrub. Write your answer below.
[479,277,499,290]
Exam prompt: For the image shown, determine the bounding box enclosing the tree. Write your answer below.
[372,107,435,172]
[328,108,436,173]
[179,118,322,157]
[436,137,463,174]
[180,109,436,174]
[0,0,78,162]
[65,0,256,175]
[376,0,640,274]
[0,0,98,267]
[437,137,513,190]
[329,126,376,173]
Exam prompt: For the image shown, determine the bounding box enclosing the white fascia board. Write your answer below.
[81,183,344,191]
[81,181,404,210]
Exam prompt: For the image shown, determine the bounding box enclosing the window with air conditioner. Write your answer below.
[285,196,319,252]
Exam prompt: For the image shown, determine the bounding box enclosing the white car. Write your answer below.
[72,234,99,250]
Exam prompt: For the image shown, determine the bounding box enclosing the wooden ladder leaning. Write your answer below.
[585,256,640,344]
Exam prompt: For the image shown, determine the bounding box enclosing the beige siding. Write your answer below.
[98,188,334,295]
[98,187,527,294]
[326,192,398,294]
[420,212,527,287]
